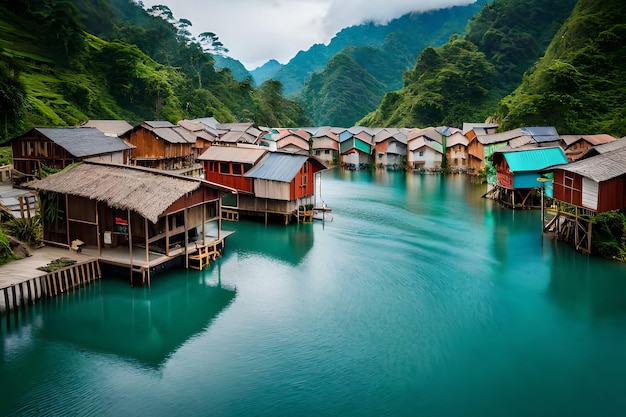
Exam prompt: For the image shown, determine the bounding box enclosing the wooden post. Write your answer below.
[202,202,206,246]
[65,194,71,249]
[145,217,149,264]
[218,200,222,240]
[165,214,170,256]
[127,209,134,286]
[184,208,189,269]
[96,201,101,255]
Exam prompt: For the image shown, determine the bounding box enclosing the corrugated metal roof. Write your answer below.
[198,145,267,164]
[501,147,568,172]
[36,127,131,157]
[554,147,626,182]
[520,126,559,143]
[245,152,308,182]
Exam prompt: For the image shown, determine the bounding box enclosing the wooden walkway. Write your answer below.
[0,246,101,315]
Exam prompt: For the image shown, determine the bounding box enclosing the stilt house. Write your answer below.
[26,161,236,284]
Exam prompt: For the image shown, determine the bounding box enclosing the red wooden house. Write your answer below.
[551,147,626,213]
[198,145,268,194]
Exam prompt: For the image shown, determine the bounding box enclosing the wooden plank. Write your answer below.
[27,279,33,304]
[3,288,10,315]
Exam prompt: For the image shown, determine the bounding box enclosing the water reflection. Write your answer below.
[226,221,314,266]
[547,242,626,322]
[35,273,236,369]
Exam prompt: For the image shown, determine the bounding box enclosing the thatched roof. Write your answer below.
[26,163,230,223]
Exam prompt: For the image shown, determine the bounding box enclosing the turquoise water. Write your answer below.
[2,169,626,416]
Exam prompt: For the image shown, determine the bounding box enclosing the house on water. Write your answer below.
[243,152,328,224]
[26,161,236,285]
[10,127,132,180]
[339,127,374,169]
[546,146,626,253]
[310,126,339,166]
[407,127,444,171]
[490,146,568,208]
[373,128,408,169]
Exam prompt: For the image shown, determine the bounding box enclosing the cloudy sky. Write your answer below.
[142,0,475,70]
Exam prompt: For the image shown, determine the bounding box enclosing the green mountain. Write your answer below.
[253,1,489,98]
[495,0,626,136]
[297,52,388,127]
[360,0,578,128]
[0,0,310,143]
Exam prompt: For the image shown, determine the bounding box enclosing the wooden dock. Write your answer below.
[0,246,101,316]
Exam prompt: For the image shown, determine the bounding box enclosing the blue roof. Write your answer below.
[36,127,131,157]
[245,152,308,182]
[521,126,559,143]
[502,147,568,172]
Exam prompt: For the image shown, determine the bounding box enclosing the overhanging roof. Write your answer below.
[198,145,268,164]
[552,147,626,182]
[245,153,326,183]
[25,162,234,223]
[32,127,131,157]
[498,147,568,172]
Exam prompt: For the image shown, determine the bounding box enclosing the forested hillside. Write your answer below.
[495,0,626,136]
[0,0,309,143]
[290,2,489,126]
[360,0,578,128]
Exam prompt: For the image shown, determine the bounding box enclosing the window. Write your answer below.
[419,151,424,157]
[325,150,330,155]
[219,162,230,174]
[232,164,242,175]
[302,175,307,187]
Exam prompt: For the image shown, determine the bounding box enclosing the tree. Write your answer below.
[198,32,229,56]
[0,62,26,142]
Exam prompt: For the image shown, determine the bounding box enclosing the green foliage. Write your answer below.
[0,146,12,165]
[0,0,309,142]
[361,38,496,127]
[37,257,77,272]
[0,229,19,265]
[2,215,42,247]
[592,210,626,261]
[496,0,626,136]
[361,0,577,128]
[297,53,387,126]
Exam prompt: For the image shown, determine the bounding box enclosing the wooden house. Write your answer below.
[11,127,132,180]
[198,144,268,194]
[124,121,198,173]
[560,134,619,161]
[26,161,236,285]
[373,128,408,169]
[491,146,568,208]
[177,119,224,158]
[339,128,374,168]
[241,152,327,223]
[551,147,626,213]
[581,136,626,159]
[407,127,443,170]
[310,126,339,165]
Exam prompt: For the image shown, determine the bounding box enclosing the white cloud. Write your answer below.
[141,0,475,70]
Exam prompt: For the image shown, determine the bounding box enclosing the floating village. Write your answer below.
[1,118,625,315]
